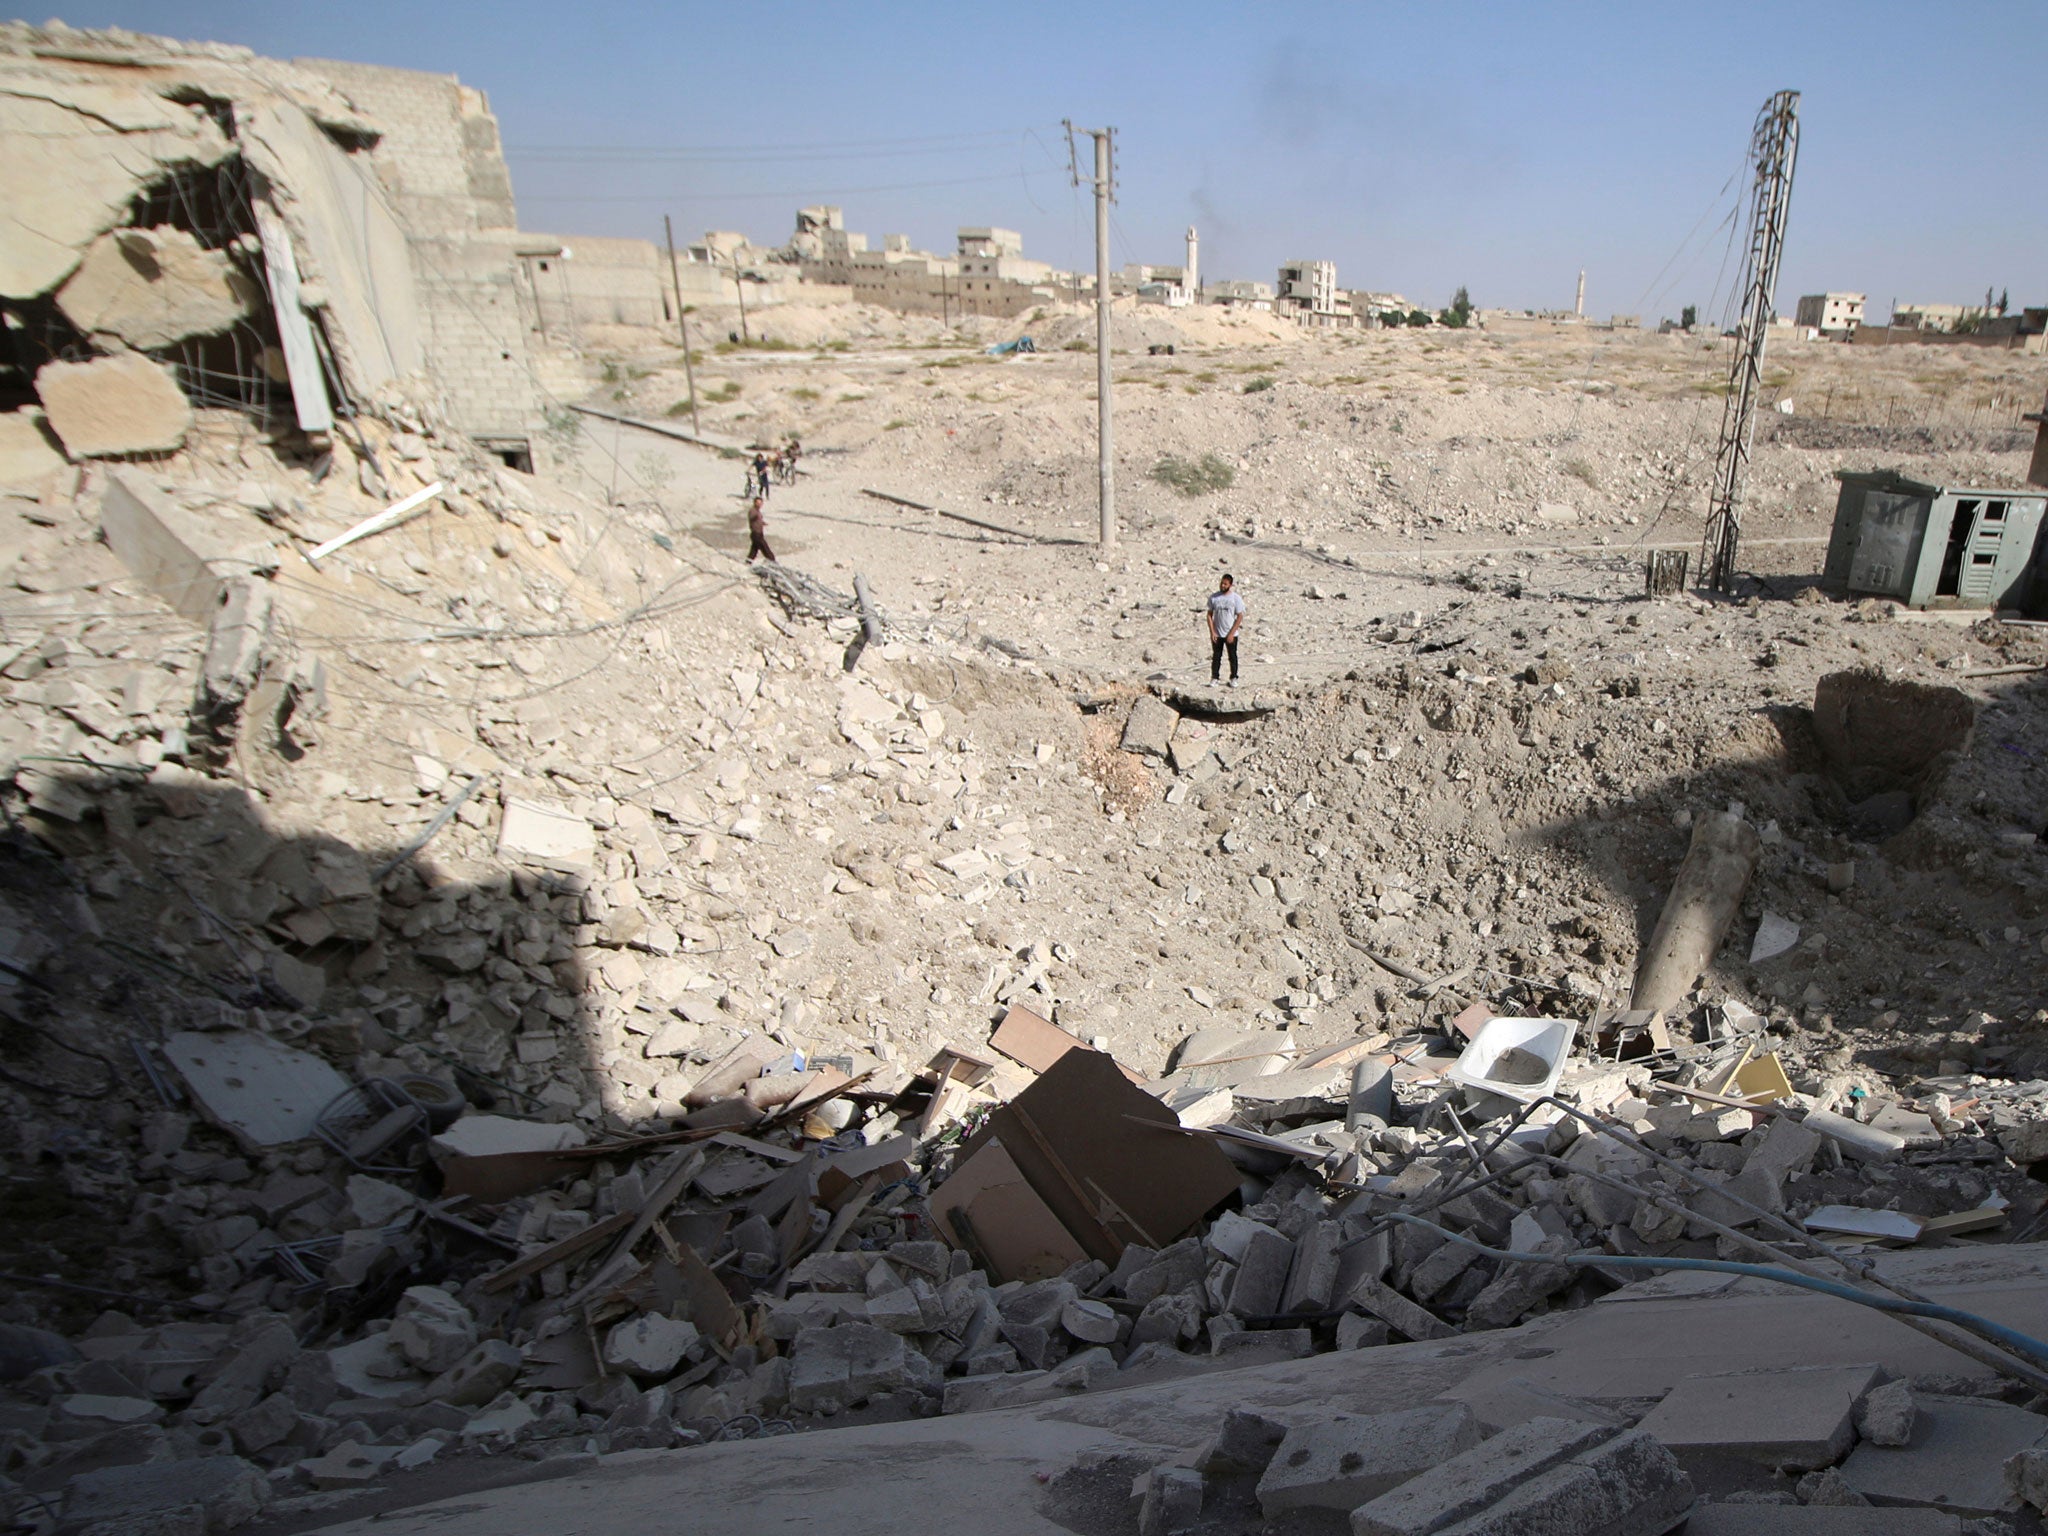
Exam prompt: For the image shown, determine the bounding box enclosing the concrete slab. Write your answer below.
[1348,1416,1612,1535]
[497,796,596,873]
[429,1115,589,1159]
[1256,1403,1480,1514]
[1685,1508,1961,1535]
[162,1029,349,1149]
[1839,1394,2047,1516]
[36,352,192,457]
[291,1248,2048,1536]
[1634,1363,1882,1469]
[1352,1423,1693,1536]
[1455,1247,2048,1403]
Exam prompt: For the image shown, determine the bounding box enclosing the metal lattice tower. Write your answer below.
[1700,90,1800,594]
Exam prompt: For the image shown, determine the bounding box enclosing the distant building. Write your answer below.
[790,212,1066,318]
[1278,259,1350,327]
[790,206,867,286]
[1891,301,1976,332]
[1795,292,1865,336]
[1205,279,1274,311]
[1345,290,1412,326]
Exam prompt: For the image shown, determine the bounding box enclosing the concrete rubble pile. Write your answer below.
[5,18,2048,1536]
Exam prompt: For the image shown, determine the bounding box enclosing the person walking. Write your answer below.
[1206,573,1245,686]
[746,495,776,563]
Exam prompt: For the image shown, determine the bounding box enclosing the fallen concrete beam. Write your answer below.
[1631,812,1761,1013]
[99,469,279,627]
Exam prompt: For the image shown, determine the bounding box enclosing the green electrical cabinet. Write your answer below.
[1825,470,2047,610]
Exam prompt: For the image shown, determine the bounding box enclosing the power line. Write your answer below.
[516,169,1065,204]
[503,128,1048,159]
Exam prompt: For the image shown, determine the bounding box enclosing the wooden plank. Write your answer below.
[477,1210,633,1294]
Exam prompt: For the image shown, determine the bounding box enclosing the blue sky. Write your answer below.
[67,1,2048,320]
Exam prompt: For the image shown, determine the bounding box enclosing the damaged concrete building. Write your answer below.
[0,22,547,474]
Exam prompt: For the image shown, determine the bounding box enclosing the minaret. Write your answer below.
[1185,226,1199,300]
[1575,269,1585,318]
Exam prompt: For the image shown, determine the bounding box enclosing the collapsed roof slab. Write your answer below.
[0,75,231,299]
[239,99,424,402]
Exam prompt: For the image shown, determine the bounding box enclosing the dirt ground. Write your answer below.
[540,299,2048,1086]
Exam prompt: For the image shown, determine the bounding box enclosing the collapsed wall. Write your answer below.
[0,21,544,475]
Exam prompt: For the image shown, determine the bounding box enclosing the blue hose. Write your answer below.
[1381,1212,2048,1368]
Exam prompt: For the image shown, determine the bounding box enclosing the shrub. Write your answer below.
[1063,338,1092,352]
[788,386,820,402]
[1242,376,1276,394]
[705,381,742,404]
[1150,453,1236,497]
[883,418,910,430]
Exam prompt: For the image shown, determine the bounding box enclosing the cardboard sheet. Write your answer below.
[928,1138,1086,1282]
[941,1050,1239,1269]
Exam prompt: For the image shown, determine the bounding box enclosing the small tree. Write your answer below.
[1681,304,1698,329]
[1439,285,1473,328]
[1404,308,1433,327]
[1999,288,2010,315]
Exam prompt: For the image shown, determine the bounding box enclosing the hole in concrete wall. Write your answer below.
[1811,668,1976,836]
[479,439,533,473]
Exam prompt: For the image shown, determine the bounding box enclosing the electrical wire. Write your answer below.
[517,170,1065,205]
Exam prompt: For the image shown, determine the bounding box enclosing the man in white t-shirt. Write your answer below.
[1206,573,1246,687]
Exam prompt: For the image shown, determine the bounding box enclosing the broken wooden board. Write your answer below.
[988,1001,1145,1084]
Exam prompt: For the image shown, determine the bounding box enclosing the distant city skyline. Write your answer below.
[60,0,2048,321]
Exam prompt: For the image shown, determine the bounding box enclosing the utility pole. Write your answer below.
[1068,121,1116,549]
[663,216,700,436]
[724,249,750,343]
[1699,89,1798,594]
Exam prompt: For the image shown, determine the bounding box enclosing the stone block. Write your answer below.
[36,353,192,458]
[1121,696,1178,759]
[603,1313,700,1377]
[1256,1403,1480,1515]
[1637,1362,1882,1470]
[1348,1274,1457,1342]
[1840,1394,2048,1516]
[1857,1380,1917,1448]
[1226,1225,1295,1317]
[225,1392,298,1455]
[786,1324,908,1415]
[1335,1314,1390,1350]
[189,1319,298,1421]
[1280,1220,1344,1314]
[387,1286,476,1374]
[1461,1239,1573,1330]
[421,1339,521,1408]
[1130,1292,1203,1348]
[1194,1407,1289,1476]
[1061,1298,1120,1344]
[1136,1465,1203,1536]
[1407,1237,1484,1303]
